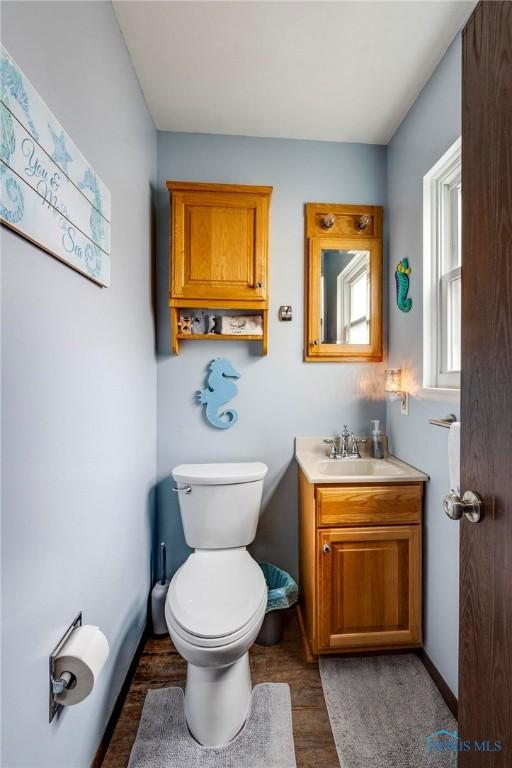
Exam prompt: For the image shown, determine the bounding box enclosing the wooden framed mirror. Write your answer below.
[304,203,383,362]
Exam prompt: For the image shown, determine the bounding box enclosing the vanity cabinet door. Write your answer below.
[168,182,272,303]
[317,525,421,652]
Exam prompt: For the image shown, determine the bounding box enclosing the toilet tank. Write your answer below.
[172,462,268,549]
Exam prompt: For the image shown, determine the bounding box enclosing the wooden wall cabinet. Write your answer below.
[167,181,272,354]
[299,471,423,656]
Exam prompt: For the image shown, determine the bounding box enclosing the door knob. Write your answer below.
[443,490,482,523]
[322,543,331,553]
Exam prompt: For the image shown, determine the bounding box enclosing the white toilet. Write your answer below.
[165,461,268,747]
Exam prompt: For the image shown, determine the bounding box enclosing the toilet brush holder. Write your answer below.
[151,542,170,636]
[151,581,170,635]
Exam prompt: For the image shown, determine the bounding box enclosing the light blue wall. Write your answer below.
[156,133,387,580]
[386,35,461,695]
[1,3,157,767]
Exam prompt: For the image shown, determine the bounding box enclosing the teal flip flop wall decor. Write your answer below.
[197,358,240,429]
[395,258,412,312]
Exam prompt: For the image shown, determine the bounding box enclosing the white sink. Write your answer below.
[316,458,407,478]
[295,437,428,484]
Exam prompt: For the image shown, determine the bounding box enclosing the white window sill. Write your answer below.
[418,387,460,404]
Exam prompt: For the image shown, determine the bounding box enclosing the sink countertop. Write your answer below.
[295,436,429,484]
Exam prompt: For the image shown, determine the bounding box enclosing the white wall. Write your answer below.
[386,35,461,695]
[156,132,387,581]
[1,3,157,766]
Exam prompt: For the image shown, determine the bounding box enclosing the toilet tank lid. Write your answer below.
[172,462,268,486]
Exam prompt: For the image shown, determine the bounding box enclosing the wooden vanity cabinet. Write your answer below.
[299,471,423,656]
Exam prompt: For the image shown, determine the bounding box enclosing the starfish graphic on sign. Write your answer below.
[48,125,73,174]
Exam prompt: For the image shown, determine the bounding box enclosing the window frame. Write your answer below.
[423,138,462,392]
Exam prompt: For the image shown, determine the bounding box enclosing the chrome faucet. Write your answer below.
[340,425,351,458]
[325,426,365,459]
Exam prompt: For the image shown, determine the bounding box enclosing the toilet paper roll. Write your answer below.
[54,625,109,706]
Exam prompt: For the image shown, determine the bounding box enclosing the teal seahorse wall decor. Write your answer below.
[395,258,412,312]
[197,358,241,429]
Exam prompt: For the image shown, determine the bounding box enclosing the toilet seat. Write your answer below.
[167,549,267,647]
[167,592,267,648]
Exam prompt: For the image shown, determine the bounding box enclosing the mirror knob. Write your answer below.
[321,214,335,229]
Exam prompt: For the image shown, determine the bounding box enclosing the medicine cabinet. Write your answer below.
[304,203,383,362]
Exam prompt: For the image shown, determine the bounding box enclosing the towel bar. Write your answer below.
[429,414,457,428]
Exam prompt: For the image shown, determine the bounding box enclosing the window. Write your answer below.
[336,251,370,344]
[423,138,462,390]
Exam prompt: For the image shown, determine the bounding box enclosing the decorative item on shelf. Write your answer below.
[395,258,412,312]
[197,358,240,429]
[178,315,193,335]
[192,313,205,335]
[205,314,216,334]
[385,368,409,415]
[214,315,264,336]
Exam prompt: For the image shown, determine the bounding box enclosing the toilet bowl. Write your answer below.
[165,462,268,746]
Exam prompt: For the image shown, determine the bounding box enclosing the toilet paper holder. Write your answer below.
[49,612,82,722]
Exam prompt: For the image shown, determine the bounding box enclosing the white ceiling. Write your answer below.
[113,0,475,145]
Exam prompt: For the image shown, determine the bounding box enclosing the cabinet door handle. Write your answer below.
[322,543,331,553]
[256,281,264,288]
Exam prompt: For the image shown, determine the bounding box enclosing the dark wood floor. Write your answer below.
[101,609,340,768]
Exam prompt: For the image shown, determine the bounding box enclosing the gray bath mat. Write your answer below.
[127,683,296,768]
[320,654,457,767]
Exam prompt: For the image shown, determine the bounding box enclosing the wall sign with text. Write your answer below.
[0,45,111,286]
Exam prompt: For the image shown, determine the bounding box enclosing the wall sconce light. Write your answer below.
[385,368,409,415]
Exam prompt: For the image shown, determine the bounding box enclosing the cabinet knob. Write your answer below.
[322,543,331,553]
[312,339,320,346]
[256,281,264,289]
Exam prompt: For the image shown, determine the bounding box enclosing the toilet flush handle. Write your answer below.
[172,485,192,494]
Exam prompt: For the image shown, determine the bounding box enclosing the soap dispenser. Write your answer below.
[370,420,385,459]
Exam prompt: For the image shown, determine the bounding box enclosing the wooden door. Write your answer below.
[317,526,421,652]
[168,182,271,303]
[459,3,512,763]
